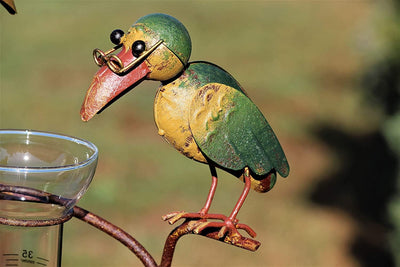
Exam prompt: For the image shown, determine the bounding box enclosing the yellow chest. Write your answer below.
[154,82,207,163]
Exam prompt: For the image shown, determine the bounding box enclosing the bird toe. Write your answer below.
[162,211,186,224]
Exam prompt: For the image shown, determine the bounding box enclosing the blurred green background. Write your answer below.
[1,1,400,266]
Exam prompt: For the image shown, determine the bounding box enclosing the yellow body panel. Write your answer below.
[155,82,276,192]
[154,81,207,163]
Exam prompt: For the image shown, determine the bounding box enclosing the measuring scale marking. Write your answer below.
[3,253,18,267]
[2,252,50,266]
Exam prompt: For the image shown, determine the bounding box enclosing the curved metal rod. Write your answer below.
[0,184,157,267]
[0,184,260,267]
[111,40,164,74]
[93,46,121,67]
[93,40,164,75]
[0,184,74,226]
[72,206,158,267]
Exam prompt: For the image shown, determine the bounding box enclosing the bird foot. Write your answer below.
[193,220,257,240]
[162,211,257,240]
[162,211,227,224]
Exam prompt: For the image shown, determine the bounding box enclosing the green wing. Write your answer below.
[189,83,289,177]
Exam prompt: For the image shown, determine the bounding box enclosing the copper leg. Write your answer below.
[163,167,256,238]
[199,165,218,215]
[229,167,251,221]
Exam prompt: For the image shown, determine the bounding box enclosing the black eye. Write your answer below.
[110,29,124,45]
[132,40,146,57]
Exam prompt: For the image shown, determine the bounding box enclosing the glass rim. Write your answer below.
[0,129,98,173]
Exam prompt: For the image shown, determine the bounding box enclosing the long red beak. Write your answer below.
[80,48,151,121]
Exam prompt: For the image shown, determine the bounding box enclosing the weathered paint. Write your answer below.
[81,13,292,247]
[135,13,192,65]
[153,62,245,163]
[123,25,185,81]
[239,170,276,193]
[81,55,151,121]
[154,62,245,163]
[81,22,185,121]
[190,82,289,178]
[82,15,290,191]
[175,62,246,94]
[154,76,207,163]
[146,45,183,81]
[154,62,289,191]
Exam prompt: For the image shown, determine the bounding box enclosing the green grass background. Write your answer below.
[0,1,396,266]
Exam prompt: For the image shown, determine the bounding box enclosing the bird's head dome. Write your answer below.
[134,13,192,66]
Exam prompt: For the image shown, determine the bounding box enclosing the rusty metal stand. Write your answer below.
[160,219,260,267]
[0,184,260,267]
[72,206,157,267]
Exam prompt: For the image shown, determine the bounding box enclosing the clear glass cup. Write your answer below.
[0,130,98,267]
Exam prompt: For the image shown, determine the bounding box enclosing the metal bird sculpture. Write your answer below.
[81,13,289,243]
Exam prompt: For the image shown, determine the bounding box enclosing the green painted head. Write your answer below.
[135,13,192,65]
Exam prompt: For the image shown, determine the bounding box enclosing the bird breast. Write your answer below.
[154,81,207,163]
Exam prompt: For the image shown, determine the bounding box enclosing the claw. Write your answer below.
[218,226,227,238]
[193,221,210,234]
[187,220,204,231]
[162,211,187,224]
[163,211,257,240]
